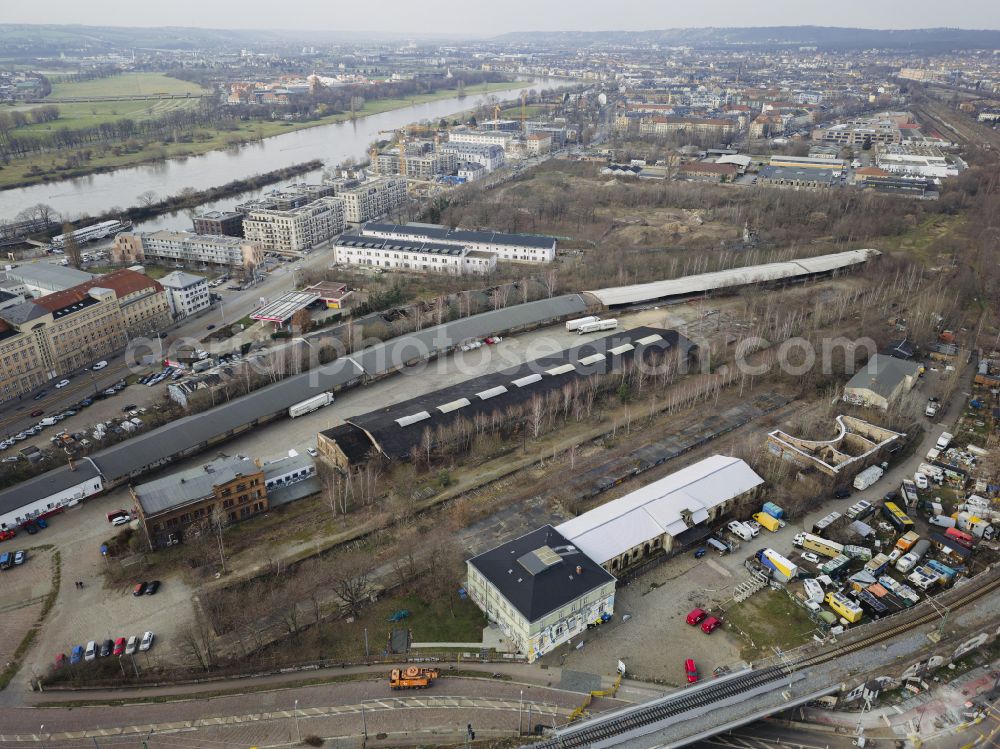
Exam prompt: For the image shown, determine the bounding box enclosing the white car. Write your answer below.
[307,447,319,457]
[92,361,108,371]
[801,552,820,564]
[139,631,154,652]
[111,515,131,527]
[125,635,138,655]
[84,640,97,662]
[55,379,71,389]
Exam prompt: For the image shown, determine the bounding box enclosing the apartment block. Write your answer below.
[438,142,505,171]
[334,177,407,224]
[112,231,263,271]
[447,129,515,149]
[193,210,244,237]
[242,196,346,254]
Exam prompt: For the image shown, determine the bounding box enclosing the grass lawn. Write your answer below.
[18,98,203,132]
[47,72,206,98]
[879,215,965,262]
[723,589,817,660]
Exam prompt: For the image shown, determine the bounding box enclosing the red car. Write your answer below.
[54,653,67,668]
[701,616,722,634]
[30,409,44,417]
[112,637,126,656]
[685,658,699,683]
[686,608,707,626]
[0,529,15,542]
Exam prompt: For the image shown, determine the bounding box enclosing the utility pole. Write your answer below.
[362,701,368,741]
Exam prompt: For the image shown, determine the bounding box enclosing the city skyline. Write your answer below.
[6,0,1000,34]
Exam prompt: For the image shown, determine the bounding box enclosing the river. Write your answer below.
[1,78,573,225]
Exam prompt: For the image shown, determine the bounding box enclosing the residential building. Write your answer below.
[466,525,616,663]
[2,265,95,297]
[555,455,765,573]
[458,162,486,181]
[377,149,457,179]
[112,231,263,271]
[438,142,505,172]
[448,129,515,149]
[193,210,244,238]
[131,455,269,549]
[160,271,211,318]
[360,223,557,263]
[242,197,346,254]
[332,235,497,275]
[479,119,520,132]
[843,354,922,409]
[236,184,336,214]
[0,270,170,402]
[525,132,552,156]
[334,177,407,224]
[812,115,906,147]
[639,116,735,139]
[524,122,568,148]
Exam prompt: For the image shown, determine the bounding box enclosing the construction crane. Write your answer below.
[521,91,528,131]
[493,103,502,122]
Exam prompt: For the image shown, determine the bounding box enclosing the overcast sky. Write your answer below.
[5,0,1000,34]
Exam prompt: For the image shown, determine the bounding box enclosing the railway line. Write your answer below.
[528,569,1000,749]
[913,100,1000,151]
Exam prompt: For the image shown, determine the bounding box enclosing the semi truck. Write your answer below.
[389,667,440,690]
[578,319,618,334]
[288,392,335,419]
[565,316,600,332]
[853,465,884,491]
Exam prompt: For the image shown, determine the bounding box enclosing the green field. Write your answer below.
[0,79,530,190]
[47,72,206,99]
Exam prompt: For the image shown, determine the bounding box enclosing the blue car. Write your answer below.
[70,645,84,664]
[36,518,47,529]
[694,547,707,559]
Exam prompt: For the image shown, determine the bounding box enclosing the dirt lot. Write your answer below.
[0,546,54,678]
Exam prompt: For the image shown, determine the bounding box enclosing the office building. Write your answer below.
[242,196,346,254]
[160,271,211,318]
[112,231,264,271]
[0,270,170,402]
[193,211,244,238]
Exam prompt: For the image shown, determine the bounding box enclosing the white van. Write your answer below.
[727,520,753,541]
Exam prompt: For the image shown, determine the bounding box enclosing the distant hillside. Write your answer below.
[491,26,1000,51]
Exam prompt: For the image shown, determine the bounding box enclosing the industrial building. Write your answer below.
[318,327,695,468]
[466,525,616,663]
[0,457,103,532]
[555,455,765,573]
[1,264,95,297]
[360,223,557,264]
[132,455,269,549]
[842,354,922,409]
[757,165,838,188]
[767,415,905,478]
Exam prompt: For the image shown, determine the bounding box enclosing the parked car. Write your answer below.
[113,637,126,656]
[55,379,71,389]
[801,552,820,564]
[55,653,67,668]
[133,582,147,596]
[36,518,47,529]
[125,635,139,656]
[99,639,113,657]
[0,529,15,541]
[92,361,108,370]
[13,550,25,565]
[70,645,84,664]
[112,515,131,527]
[145,580,160,595]
[833,488,851,499]
[693,547,707,559]
[684,658,699,683]
[139,631,154,652]
[686,608,707,626]
[307,447,319,458]
[33,390,47,400]
[23,523,38,535]
[121,404,137,413]
[701,616,722,634]
[84,641,97,662]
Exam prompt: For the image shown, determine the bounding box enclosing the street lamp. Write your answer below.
[293,699,301,743]
[519,689,524,736]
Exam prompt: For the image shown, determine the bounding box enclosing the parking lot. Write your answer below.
[0,546,54,678]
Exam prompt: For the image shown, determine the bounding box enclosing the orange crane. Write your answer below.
[389,666,440,690]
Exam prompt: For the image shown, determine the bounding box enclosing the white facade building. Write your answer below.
[333,236,497,275]
[242,196,345,254]
[439,142,506,172]
[112,231,263,271]
[0,458,104,531]
[160,271,211,318]
[448,129,515,149]
[361,223,557,264]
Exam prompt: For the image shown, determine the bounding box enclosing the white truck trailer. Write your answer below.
[565,316,600,332]
[288,392,335,418]
[578,319,618,334]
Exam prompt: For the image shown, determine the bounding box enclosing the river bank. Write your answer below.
[0,80,529,192]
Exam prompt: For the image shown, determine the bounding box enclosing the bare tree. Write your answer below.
[137,190,158,207]
[61,223,82,269]
[330,552,375,618]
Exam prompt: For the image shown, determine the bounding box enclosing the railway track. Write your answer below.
[530,570,1000,749]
